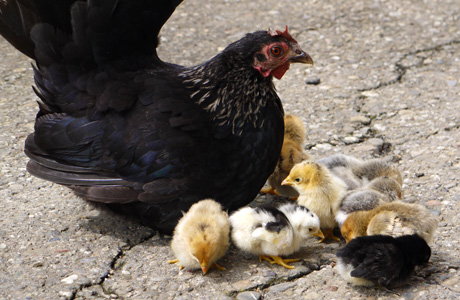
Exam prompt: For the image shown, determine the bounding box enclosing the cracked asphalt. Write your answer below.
[0,0,459,299]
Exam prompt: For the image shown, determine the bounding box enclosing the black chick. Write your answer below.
[336,234,431,287]
[0,0,313,233]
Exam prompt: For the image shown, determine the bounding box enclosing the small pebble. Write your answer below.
[61,274,78,284]
[58,291,73,298]
[264,270,277,278]
[305,78,321,85]
[447,80,457,86]
[367,138,384,147]
[343,136,359,144]
[350,116,371,125]
[268,282,297,293]
[236,291,261,300]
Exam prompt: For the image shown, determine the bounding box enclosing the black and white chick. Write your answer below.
[336,234,431,287]
[278,202,322,241]
[230,204,319,269]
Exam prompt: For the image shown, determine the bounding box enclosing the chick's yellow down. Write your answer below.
[282,161,347,242]
[261,115,310,198]
[169,199,230,275]
[341,201,438,244]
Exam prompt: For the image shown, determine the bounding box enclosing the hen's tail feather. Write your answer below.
[0,0,75,58]
[26,160,128,186]
[0,0,184,63]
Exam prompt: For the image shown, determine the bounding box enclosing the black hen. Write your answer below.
[336,234,431,287]
[0,0,313,233]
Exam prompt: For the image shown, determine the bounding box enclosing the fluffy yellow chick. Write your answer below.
[169,199,230,275]
[261,115,310,198]
[341,202,438,244]
[282,160,347,242]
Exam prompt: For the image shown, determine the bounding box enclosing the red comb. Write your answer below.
[267,26,298,43]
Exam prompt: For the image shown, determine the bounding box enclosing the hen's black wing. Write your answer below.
[0,0,182,60]
[0,0,286,233]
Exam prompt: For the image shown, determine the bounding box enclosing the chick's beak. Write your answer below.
[281,178,293,186]
[200,261,209,275]
[312,229,325,239]
[289,50,313,65]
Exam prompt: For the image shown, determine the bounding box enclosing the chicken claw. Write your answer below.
[260,186,280,196]
[212,262,226,271]
[259,255,299,269]
[168,259,184,270]
[315,228,340,243]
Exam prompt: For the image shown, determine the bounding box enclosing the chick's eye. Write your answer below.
[270,46,283,57]
[308,228,313,232]
[294,178,301,183]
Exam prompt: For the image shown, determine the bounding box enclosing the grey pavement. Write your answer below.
[1,0,459,299]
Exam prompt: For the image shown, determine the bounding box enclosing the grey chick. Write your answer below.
[336,176,402,227]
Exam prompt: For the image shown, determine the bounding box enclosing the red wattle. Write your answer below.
[271,62,290,80]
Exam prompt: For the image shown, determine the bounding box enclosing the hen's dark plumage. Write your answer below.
[0,0,312,233]
[336,234,431,287]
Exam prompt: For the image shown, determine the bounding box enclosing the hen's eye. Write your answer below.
[270,46,283,57]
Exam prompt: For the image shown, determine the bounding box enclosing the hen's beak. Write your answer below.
[289,51,313,65]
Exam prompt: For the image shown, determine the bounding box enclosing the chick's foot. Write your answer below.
[259,255,299,269]
[168,259,184,270]
[315,228,340,243]
[260,186,280,196]
[212,262,226,271]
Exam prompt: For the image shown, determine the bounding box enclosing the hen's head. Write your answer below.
[224,26,313,80]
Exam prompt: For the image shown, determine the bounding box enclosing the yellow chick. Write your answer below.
[335,176,402,227]
[341,202,438,244]
[261,115,310,198]
[282,160,347,242]
[169,199,230,275]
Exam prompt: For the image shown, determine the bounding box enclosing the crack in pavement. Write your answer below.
[358,39,460,92]
[68,232,157,300]
[229,263,322,298]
